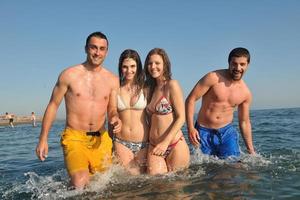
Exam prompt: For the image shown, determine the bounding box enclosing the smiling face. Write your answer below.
[121,58,137,82]
[85,36,108,67]
[228,56,249,81]
[147,54,165,80]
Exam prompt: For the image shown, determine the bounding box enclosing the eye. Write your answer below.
[89,45,97,50]
[122,65,128,70]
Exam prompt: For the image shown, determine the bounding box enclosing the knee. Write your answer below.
[70,173,89,189]
[147,164,168,175]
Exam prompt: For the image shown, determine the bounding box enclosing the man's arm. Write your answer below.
[36,72,68,161]
[185,72,214,146]
[238,93,255,154]
[107,77,121,135]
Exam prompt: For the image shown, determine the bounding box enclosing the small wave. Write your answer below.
[190,147,271,169]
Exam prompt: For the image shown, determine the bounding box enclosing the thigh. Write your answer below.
[147,145,168,175]
[62,140,89,175]
[199,129,214,155]
[166,138,190,171]
[219,129,240,158]
[93,132,113,172]
[113,141,135,166]
[135,147,148,167]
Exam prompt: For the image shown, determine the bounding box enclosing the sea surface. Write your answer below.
[0,108,299,199]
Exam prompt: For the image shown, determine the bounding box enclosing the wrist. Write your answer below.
[247,148,255,154]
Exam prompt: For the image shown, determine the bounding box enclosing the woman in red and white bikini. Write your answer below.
[144,48,190,175]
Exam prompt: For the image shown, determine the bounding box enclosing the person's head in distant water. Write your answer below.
[85,31,109,67]
[118,49,144,91]
[228,47,250,81]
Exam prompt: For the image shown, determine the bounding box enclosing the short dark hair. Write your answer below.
[85,31,108,48]
[228,47,250,64]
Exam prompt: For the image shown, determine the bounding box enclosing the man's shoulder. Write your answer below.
[62,64,82,74]
[57,64,83,83]
[102,67,118,81]
[57,64,80,78]
[201,69,223,83]
[101,67,119,88]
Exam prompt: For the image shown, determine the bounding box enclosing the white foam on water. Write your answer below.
[2,162,206,199]
[190,146,272,170]
[4,152,275,199]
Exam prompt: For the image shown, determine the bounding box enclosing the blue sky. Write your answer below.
[1,0,300,118]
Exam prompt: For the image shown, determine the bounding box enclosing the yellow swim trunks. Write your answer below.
[61,128,112,175]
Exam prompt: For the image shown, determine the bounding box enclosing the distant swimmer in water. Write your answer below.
[5,112,14,128]
[185,47,256,159]
[35,32,121,189]
[31,112,37,127]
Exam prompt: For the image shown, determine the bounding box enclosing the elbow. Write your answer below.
[176,114,185,127]
[185,96,191,106]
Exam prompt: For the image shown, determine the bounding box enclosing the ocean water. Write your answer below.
[0,107,299,200]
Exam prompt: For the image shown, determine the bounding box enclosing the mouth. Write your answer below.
[232,69,243,76]
[232,70,242,76]
[126,73,134,78]
[231,69,243,80]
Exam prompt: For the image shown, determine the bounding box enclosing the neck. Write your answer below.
[156,77,166,86]
[83,61,102,72]
[123,82,138,95]
[123,80,135,88]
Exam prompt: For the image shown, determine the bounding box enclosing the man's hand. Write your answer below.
[36,140,48,161]
[110,116,122,134]
[188,127,200,146]
[248,148,256,155]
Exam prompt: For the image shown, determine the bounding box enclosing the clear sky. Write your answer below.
[1,0,300,118]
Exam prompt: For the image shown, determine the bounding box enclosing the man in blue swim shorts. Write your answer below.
[185,47,255,158]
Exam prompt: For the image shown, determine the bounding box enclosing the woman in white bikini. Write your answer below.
[113,49,149,174]
[144,48,190,175]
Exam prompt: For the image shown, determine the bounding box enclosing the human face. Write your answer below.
[121,58,137,82]
[229,56,249,81]
[85,36,108,67]
[147,54,164,79]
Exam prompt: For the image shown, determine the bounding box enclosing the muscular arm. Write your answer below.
[107,77,121,134]
[238,93,255,154]
[185,72,215,145]
[36,72,68,161]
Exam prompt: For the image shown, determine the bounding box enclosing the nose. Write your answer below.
[94,48,101,55]
[148,63,155,69]
[233,64,242,71]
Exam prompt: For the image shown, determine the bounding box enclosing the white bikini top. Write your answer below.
[117,90,147,111]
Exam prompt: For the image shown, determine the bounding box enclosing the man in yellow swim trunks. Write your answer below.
[36,32,121,189]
